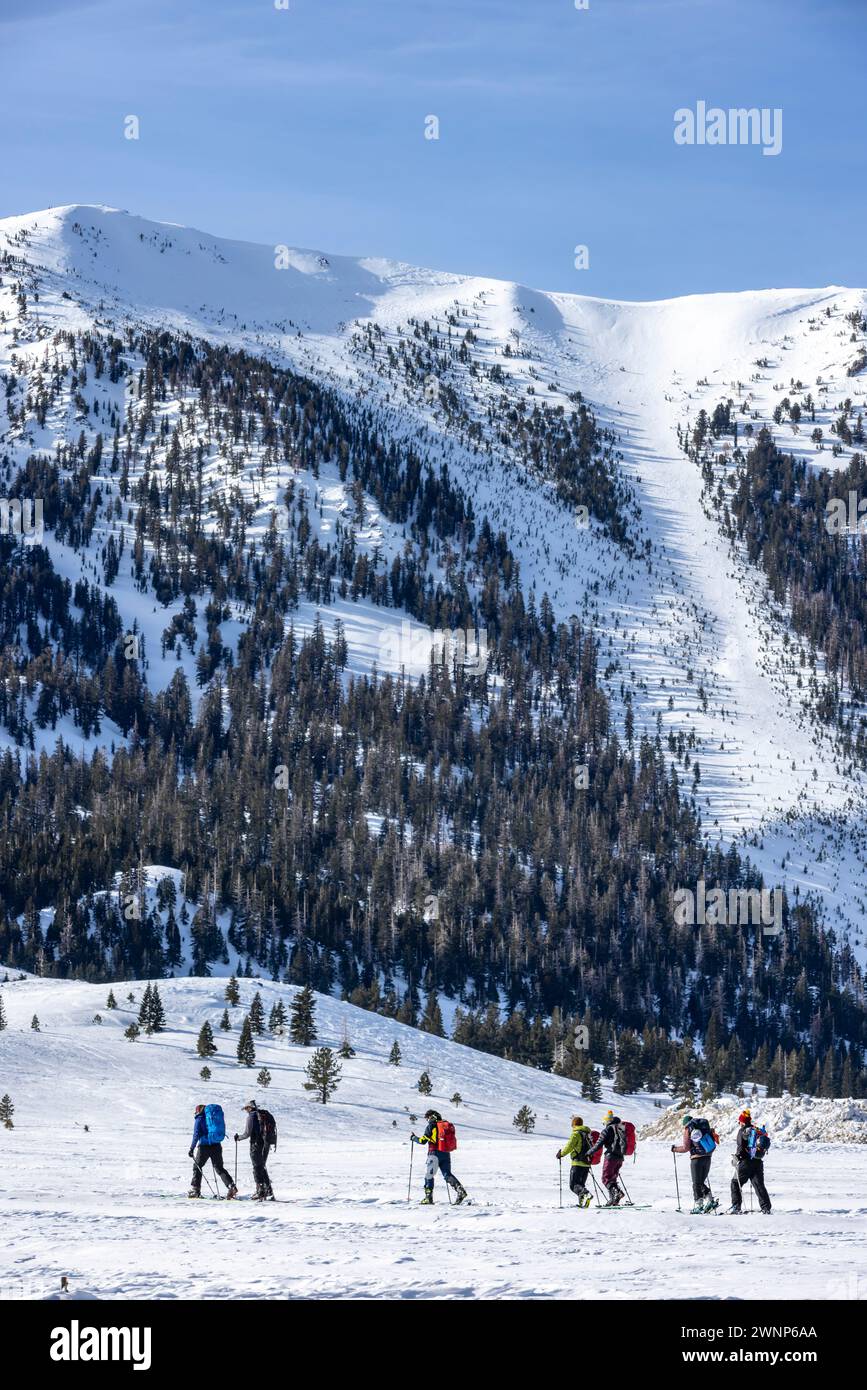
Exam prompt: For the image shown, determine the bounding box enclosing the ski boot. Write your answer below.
[578,1190,592,1209]
[420,1190,434,1206]
[689,1202,706,1214]
[452,1183,468,1206]
[226,1185,238,1200]
[703,1196,719,1213]
[187,1189,202,1199]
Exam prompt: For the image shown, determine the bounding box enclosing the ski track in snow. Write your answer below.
[2,975,866,1301]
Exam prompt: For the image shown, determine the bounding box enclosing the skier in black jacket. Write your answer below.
[234,1100,274,1201]
[587,1110,627,1206]
[729,1109,772,1214]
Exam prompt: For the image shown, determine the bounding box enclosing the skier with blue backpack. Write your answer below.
[672,1114,719,1212]
[188,1103,238,1199]
[728,1109,772,1214]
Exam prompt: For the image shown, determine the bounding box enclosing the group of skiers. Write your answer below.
[187,1100,772,1215]
[188,1100,277,1201]
[671,1107,772,1214]
[554,1106,773,1214]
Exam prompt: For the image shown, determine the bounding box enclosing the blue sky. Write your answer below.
[3,0,864,299]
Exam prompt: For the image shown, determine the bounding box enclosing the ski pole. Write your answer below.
[558,1157,563,1210]
[589,1169,605,1207]
[672,1151,681,1211]
[192,1155,218,1199]
[234,1138,238,1188]
[619,1174,634,1206]
[407,1139,414,1204]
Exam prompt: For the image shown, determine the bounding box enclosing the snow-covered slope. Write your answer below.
[1,973,865,1301]
[3,205,867,955]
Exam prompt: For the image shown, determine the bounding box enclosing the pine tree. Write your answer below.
[0,996,7,1031]
[138,983,153,1030]
[0,1094,14,1129]
[513,1105,536,1134]
[580,1059,602,1102]
[257,1068,272,1088]
[249,990,265,1036]
[124,1022,140,1042]
[219,1008,231,1031]
[388,1040,402,1066]
[268,1001,286,1035]
[30,1014,40,1032]
[417,1070,433,1095]
[450,1092,463,1106]
[338,1024,355,1058]
[225,975,240,1006]
[303,1047,342,1104]
[237,1016,256,1066]
[106,990,117,1009]
[200,1066,212,1080]
[290,985,317,1045]
[420,990,445,1037]
[196,1021,217,1058]
[149,985,166,1033]
[92,1014,103,1025]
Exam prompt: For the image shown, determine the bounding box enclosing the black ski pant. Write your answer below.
[730,1158,771,1213]
[569,1164,590,1198]
[192,1142,234,1193]
[690,1154,713,1202]
[250,1139,273,1196]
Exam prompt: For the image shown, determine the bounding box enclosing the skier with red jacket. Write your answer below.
[411,1109,468,1206]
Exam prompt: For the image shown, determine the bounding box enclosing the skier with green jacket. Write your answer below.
[555,1115,593,1208]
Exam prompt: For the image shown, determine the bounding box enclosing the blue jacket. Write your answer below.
[191,1112,208,1150]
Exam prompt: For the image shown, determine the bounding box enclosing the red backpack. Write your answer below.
[588,1129,602,1165]
[623,1121,637,1157]
[436,1120,457,1153]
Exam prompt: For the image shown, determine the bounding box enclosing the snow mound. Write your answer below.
[640,1094,867,1147]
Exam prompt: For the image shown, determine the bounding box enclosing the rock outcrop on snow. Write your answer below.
[640,1094,867,1146]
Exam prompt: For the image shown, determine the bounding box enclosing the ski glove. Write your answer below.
[233,1133,239,1142]
[556,1150,562,1160]
[188,1148,194,1158]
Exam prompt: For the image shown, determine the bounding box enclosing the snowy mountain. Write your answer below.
[1,970,865,1301]
[3,205,866,955]
[1,204,866,1101]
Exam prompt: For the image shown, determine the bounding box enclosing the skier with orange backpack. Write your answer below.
[411,1109,468,1205]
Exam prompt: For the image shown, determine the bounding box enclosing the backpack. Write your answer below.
[588,1129,602,1165]
[436,1120,457,1153]
[747,1124,770,1160]
[623,1120,637,1157]
[258,1108,277,1147]
[688,1117,716,1154]
[612,1121,628,1158]
[204,1103,225,1145]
